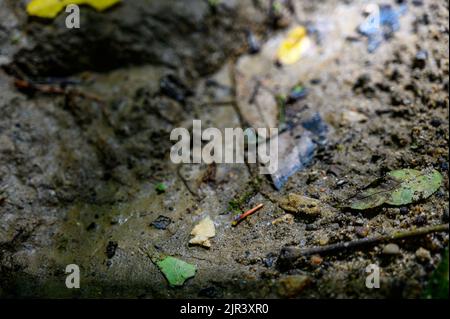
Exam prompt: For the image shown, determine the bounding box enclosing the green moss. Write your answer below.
[227,177,262,216]
[155,182,167,194]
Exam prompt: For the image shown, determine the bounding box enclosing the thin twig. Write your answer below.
[232,203,264,226]
[279,224,449,263]
[14,79,104,102]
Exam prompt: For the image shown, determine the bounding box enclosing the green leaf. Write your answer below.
[345,168,442,210]
[386,169,442,205]
[155,182,167,194]
[156,256,196,287]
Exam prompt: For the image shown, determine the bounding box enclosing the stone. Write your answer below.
[342,110,368,124]
[415,247,431,262]
[382,243,400,255]
[355,226,369,238]
[271,213,294,225]
[151,215,172,230]
[310,255,323,265]
[318,235,329,246]
[279,193,324,217]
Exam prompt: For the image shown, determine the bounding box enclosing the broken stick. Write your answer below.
[279,223,449,263]
[232,203,264,226]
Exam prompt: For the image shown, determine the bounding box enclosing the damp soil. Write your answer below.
[0,0,448,298]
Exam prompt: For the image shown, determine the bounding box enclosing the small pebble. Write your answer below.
[336,179,348,187]
[151,215,172,230]
[263,253,277,268]
[382,243,400,255]
[272,213,294,225]
[342,111,367,124]
[279,193,327,218]
[319,235,329,246]
[310,255,323,265]
[246,30,261,54]
[415,247,431,262]
[355,226,369,238]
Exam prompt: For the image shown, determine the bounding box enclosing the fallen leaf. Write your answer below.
[189,216,215,248]
[26,0,121,19]
[276,26,311,65]
[386,169,442,205]
[156,256,196,287]
[345,168,443,210]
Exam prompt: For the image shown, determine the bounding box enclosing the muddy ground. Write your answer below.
[0,0,448,298]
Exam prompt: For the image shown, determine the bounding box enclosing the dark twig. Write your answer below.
[279,224,449,263]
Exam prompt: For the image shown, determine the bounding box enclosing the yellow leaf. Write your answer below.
[85,0,121,11]
[189,216,215,248]
[27,0,65,18]
[276,26,311,65]
[26,0,121,19]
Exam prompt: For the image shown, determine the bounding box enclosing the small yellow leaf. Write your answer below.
[85,0,121,11]
[26,0,121,19]
[27,0,66,18]
[189,216,215,248]
[276,26,311,65]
